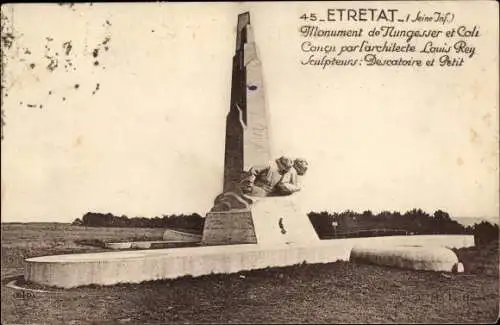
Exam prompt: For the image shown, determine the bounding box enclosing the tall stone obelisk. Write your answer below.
[201,12,270,245]
[223,12,271,193]
[201,12,319,246]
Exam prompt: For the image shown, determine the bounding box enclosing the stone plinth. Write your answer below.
[201,196,318,246]
[202,210,257,245]
[250,196,319,245]
[25,235,474,288]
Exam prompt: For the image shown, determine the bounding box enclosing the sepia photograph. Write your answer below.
[1,1,498,324]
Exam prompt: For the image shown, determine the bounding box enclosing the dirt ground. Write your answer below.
[1,223,498,324]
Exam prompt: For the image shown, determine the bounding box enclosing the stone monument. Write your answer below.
[201,12,319,246]
[22,12,474,289]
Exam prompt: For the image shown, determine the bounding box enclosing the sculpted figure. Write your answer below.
[241,156,308,197]
[293,158,308,176]
[211,156,309,211]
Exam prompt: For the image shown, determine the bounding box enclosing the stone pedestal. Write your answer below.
[25,235,475,288]
[201,210,257,245]
[201,196,319,246]
[251,196,319,245]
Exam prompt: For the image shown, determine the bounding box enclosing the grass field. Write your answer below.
[1,223,498,324]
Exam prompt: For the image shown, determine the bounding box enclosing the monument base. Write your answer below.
[201,196,319,246]
[25,235,475,288]
[202,210,257,245]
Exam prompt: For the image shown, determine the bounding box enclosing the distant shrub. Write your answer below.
[76,212,204,231]
[308,209,470,239]
[473,221,499,246]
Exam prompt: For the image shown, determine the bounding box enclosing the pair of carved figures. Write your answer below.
[241,156,309,197]
[212,157,309,212]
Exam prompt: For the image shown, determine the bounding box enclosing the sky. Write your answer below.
[1,2,498,222]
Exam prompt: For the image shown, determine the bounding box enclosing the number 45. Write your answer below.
[300,13,317,21]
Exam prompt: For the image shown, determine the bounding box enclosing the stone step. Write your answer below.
[105,240,200,250]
